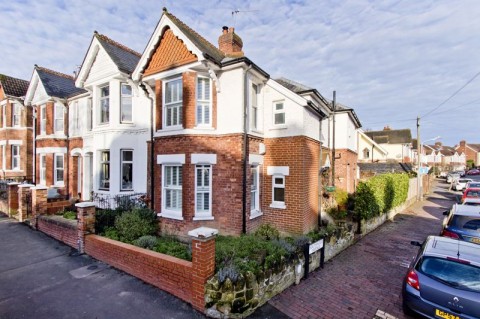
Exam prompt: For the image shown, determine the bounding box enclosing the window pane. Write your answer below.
[274,177,284,185]
[122,163,133,189]
[274,187,285,202]
[197,105,203,124]
[56,156,63,168]
[275,103,284,111]
[203,193,210,210]
[204,105,210,124]
[122,150,133,161]
[121,84,132,96]
[274,113,285,125]
[101,86,109,97]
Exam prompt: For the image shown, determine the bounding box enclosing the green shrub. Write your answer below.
[217,264,241,283]
[96,209,123,235]
[114,208,157,243]
[154,236,191,261]
[355,173,409,220]
[62,211,77,220]
[104,227,120,241]
[334,188,348,207]
[254,224,280,240]
[134,235,158,250]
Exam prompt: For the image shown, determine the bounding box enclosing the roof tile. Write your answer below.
[0,74,29,97]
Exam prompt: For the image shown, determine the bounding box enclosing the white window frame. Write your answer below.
[273,101,285,126]
[120,83,133,123]
[99,85,110,124]
[99,150,110,190]
[1,145,5,170]
[250,165,262,218]
[194,164,213,220]
[196,76,212,127]
[271,175,286,209]
[71,101,80,136]
[162,165,183,219]
[251,83,258,130]
[54,104,64,133]
[40,154,46,185]
[54,154,64,186]
[11,145,20,170]
[40,105,46,135]
[87,98,93,131]
[120,149,133,191]
[163,77,183,128]
[12,104,21,127]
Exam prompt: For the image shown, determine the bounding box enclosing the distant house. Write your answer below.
[455,140,480,167]
[424,142,465,171]
[0,74,32,181]
[364,127,413,163]
[357,128,388,163]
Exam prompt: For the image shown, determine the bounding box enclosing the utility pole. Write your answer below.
[331,91,336,187]
[417,116,422,201]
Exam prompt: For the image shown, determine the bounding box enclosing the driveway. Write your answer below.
[267,180,454,319]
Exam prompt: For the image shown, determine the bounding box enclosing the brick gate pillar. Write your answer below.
[31,186,48,229]
[76,202,96,253]
[17,184,34,222]
[188,227,218,312]
[7,183,19,218]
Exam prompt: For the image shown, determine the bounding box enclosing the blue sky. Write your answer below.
[1,0,479,146]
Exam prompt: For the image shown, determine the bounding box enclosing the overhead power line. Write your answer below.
[421,71,480,119]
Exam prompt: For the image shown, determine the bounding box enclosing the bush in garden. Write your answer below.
[95,209,123,235]
[114,208,157,243]
[254,224,280,240]
[62,211,77,220]
[134,235,158,250]
[154,236,191,261]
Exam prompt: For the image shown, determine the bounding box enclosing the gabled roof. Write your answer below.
[0,74,29,98]
[163,9,225,64]
[35,66,86,98]
[95,32,141,74]
[364,129,412,145]
[426,144,460,156]
[332,102,362,128]
[468,144,480,152]
[358,129,388,155]
[275,77,313,93]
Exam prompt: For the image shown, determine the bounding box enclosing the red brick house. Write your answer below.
[0,74,33,181]
[25,66,86,198]
[132,8,329,236]
[455,140,480,167]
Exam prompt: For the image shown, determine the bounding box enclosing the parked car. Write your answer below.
[453,178,473,191]
[462,198,480,206]
[403,236,480,318]
[441,203,480,244]
[465,181,480,189]
[462,187,480,202]
[447,173,461,183]
[466,169,480,175]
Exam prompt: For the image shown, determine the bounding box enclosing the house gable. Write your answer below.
[144,28,198,76]
[86,45,119,85]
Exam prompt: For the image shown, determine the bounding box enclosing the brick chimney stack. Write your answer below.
[218,26,244,57]
[458,140,466,154]
[435,141,442,149]
[383,125,391,131]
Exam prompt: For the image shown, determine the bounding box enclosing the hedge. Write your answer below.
[355,173,409,220]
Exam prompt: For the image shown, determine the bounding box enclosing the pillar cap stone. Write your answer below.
[188,227,218,239]
[18,184,35,188]
[31,185,48,190]
[7,182,20,186]
[75,202,96,208]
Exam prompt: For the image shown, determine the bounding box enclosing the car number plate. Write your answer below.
[471,237,480,244]
[435,309,460,319]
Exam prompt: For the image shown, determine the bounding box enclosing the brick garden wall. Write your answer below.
[85,235,193,304]
[37,215,77,248]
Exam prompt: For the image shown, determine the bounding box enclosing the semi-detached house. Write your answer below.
[0,74,32,181]
[132,8,330,237]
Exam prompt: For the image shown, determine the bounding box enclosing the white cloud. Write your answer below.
[0,0,479,145]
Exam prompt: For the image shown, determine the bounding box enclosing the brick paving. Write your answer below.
[269,180,454,319]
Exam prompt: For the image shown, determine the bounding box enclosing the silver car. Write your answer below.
[403,236,480,319]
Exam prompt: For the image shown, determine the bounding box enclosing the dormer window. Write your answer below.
[120,83,132,123]
[164,78,182,128]
[196,77,211,126]
[100,85,110,124]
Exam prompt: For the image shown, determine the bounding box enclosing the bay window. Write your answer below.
[99,150,110,190]
[40,154,46,185]
[163,165,182,216]
[54,104,64,133]
[100,85,110,124]
[120,84,132,123]
[196,77,211,126]
[121,150,133,191]
[54,154,64,186]
[12,104,21,127]
[195,165,212,217]
[11,145,20,170]
[164,78,182,128]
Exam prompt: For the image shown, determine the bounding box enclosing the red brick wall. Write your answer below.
[37,216,77,248]
[153,134,244,236]
[46,199,72,214]
[333,149,358,193]
[261,136,320,235]
[85,235,193,304]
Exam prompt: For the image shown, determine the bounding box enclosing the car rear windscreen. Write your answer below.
[419,257,480,292]
[451,216,480,232]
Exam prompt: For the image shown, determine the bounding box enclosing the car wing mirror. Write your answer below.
[410,241,422,247]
